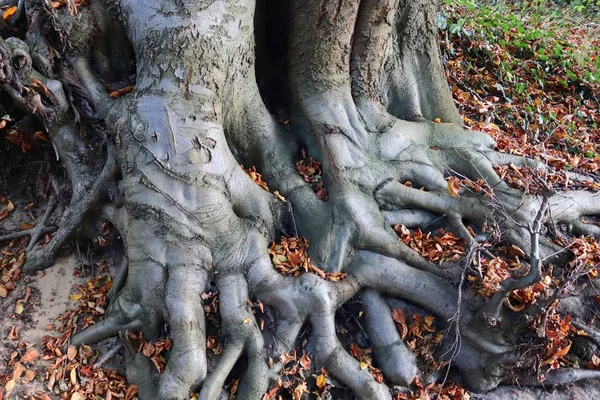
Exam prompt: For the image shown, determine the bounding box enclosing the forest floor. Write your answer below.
[1,0,600,399]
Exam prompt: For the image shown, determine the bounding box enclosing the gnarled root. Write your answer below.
[0,15,121,271]
[14,0,597,398]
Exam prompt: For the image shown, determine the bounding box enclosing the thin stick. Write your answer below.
[93,343,123,369]
[0,226,56,243]
[27,194,59,251]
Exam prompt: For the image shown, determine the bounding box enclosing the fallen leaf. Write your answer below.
[447,176,461,198]
[230,379,239,396]
[47,370,56,391]
[67,345,77,361]
[34,131,49,142]
[70,366,77,385]
[7,326,18,340]
[316,373,327,389]
[12,362,24,381]
[14,301,24,315]
[2,6,17,20]
[108,85,135,98]
[542,341,572,365]
[70,392,85,400]
[20,222,33,230]
[4,379,15,392]
[20,348,39,363]
[23,369,34,383]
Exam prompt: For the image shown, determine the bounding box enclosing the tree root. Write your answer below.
[0,226,56,243]
[519,368,600,387]
[24,142,119,272]
[0,30,120,271]
[9,0,597,398]
[361,289,418,386]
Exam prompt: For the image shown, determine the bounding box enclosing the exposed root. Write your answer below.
[362,289,418,386]
[311,313,392,400]
[570,219,600,239]
[0,28,120,271]
[24,142,119,272]
[382,209,441,228]
[519,368,600,387]
[7,0,597,399]
[107,256,128,303]
[0,226,56,243]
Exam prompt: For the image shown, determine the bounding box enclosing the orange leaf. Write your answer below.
[108,85,135,98]
[447,176,461,198]
[7,326,18,340]
[542,341,571,366]
[316,373,327,389]
[2,6,17,20]
[20,222,33,230]
[34,131,49,142]
[230,379,239,395]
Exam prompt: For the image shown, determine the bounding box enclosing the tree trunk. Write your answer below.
[1,0,599,399]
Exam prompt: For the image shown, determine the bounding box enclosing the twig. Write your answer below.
[437,250,470,396]
[287,200,298,237]
[93,343,123,369]
[0,226,56,243]
[27,193,59,251]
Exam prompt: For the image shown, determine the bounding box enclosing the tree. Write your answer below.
[1,0,600,399]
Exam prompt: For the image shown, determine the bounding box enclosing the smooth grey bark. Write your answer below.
[0,0,599,399]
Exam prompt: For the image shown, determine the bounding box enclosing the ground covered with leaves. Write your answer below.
[1,0,600,399]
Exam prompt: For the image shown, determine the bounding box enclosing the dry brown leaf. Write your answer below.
[14,300,24,314]
[391,308,408,339]
[108,85,135,98]
[23,369,35,384]
[20,348,39,363]
[230,379,239,396]
[12,362,24,381]
[34,131,49,142]
[299,352,311,370]
[47,370,56,391]
[292,383,305,400]
[280,351,296,365]
[542,341,572,366]
[447,176,461,198]
[70,366,77,385]
[7,326,18,340]
[70,392,85,400]
[20,222,33,230]
[67,345,77,361]
[4,379,15,392]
